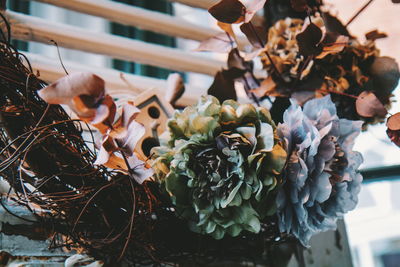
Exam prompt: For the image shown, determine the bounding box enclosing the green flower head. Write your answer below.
[152,96,286,239]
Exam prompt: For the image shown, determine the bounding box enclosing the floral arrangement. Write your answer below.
[276,95,363,245]
[260,15,396,124]
[0,0,400,265]
[153,96,286,239]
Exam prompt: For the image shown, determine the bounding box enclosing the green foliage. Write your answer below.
[152,96,286,239]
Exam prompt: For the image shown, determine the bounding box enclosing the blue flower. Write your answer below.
[276,95,363,246]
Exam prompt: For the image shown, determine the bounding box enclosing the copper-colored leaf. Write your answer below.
[112,102,141,139]
[94,136,153,183]
[321,12,350,37]
[165,73,185,106]
[365,30,388,41]
[244,0,266,23]
[355,91,388,118]
[240,22,266,49]
[217,21,235,37]
[228,48,246,70]
[296,22,323,57]
[39,72,117,133]
[90,95,117,133]
[119,102,141,128]
[94,135,125,170]
[251,76,279,98]
[387,113,400,131]
[387,129,400,147]
[196,32,234,53]
[317,34,349,59]
[94,101,152,184]
[38,72,105,116]
[117,120,146,157]
[102,152,126,170]
[208,69,243,102]
[208,0,246,24]
[38,72,104,106]
[290,0,308,12]
[109,102,145,157]
[126,155,154,184]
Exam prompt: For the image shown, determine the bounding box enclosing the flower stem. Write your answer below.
[320,89,358,99]
[346,0,374,26]
[248,21,284,82]
[231,48,261,106]
[115,139,139,185]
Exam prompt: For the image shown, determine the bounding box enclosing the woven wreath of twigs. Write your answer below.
[0,15,293,266]
[0,14,161,263]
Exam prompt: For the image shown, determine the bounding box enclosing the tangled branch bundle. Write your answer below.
[0,15,289,266]
[2,0,399,265]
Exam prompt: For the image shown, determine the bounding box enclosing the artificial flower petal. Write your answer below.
[152,96,286,239]
[277,95,363,246]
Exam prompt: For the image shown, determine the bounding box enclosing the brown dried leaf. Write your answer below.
[251,76,279,98]
[39,72,104,106]
[217,21,235,37]
[94,102,152,184]
[240,22,266,49]
[365,30,388,41]
[244,0,266,23]
[296,22,323,57]
[120,102,140,126]
[195,32,234,53]
[126,155,154,184]
[228,48,246,70]
[387,129,400,147]
[387,113,400,131]
[208,0,246,24]
[208,69,243,102]
[317,34,349,59]
[38,72,105,116]
[94,135,126,170]
[39,72,118,133]
[356,91,388,118]
[117,120,146,157]
[112,102,142,139]
[94,136,153,183]
[321,12,350,37]
[112,103,145,158]
[165,73,185,106]
[90,95,117,133]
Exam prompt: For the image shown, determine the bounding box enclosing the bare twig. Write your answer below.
[346,0,374,26]
[50,40,69,75]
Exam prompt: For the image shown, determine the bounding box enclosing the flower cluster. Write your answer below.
[152,96,286,239]
[261,16,398,123]
[276,95,363,245]
[261,17,322,83]
[38,72,153,184]
[261,15,378,88]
